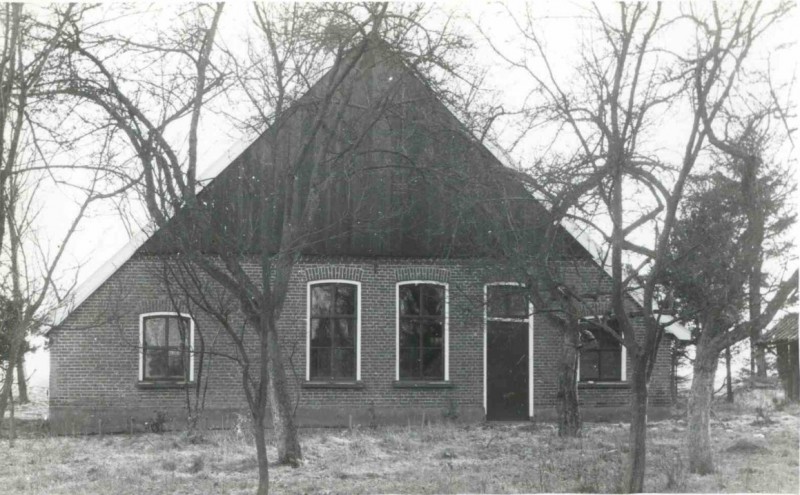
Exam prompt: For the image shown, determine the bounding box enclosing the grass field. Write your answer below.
[1,393,798,494]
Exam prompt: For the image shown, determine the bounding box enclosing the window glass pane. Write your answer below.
[487,287,504,318]
[422,285,444,316]
[335,285,356,316]
[168,350,185,377]
[399,320,419,348]
[310,348,331,379]
[421,321,443,347]
[311,285,333,316]
[334,319,355,348]
[506,290,528,318]
[422,347,444,379]
[399,285,420,315]
[593,327,611,348]
[311,319,332,346]
[580,351,600,381]
[144,349,169,379]
[144,318,166,347]
[600,350,622,380]
[488,286,527,318]
[167,318,188,347]
[333,348,356,378]
[399,347,420,379]
[588,321,620,350]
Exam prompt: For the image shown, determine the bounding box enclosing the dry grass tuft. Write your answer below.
[182,454,204,474]
[726,438,768,454]
[654,446,688,491]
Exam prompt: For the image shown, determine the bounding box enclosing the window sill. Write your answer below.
[578,381,629,389]
[393,380,454,389]
[136,381,194,390]
[302,381,365,390]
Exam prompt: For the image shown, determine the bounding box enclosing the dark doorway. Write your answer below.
[486,320,529,420]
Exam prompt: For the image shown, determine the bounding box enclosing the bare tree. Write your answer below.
[1,3,131,437]
[482,1,792,490]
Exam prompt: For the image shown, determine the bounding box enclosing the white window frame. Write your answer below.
[484,282,534,419]
[306,280,362,381]
[138,312,195,382]
[577,317,627,383]
[395,281,449,381]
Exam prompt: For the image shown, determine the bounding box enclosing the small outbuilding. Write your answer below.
[760,313,799,402]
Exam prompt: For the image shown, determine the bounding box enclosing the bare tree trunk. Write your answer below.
[16,345,27,404]
[249,318,273,495]
[749,309,768,379]
[252,409,270,495]
[556,322,581,437]
[688,349,718,474]
[8,384,14,447]
[751,337,768,378]
[0,342,19,433]
[790,343,799,402]
[0,367,10,434]
[624,357,648,493]
[725,345,733,403]
[265,322,302,465]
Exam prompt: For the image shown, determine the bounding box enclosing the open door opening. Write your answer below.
[485,284,532,421]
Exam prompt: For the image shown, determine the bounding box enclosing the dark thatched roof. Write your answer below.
[137,41,588,261]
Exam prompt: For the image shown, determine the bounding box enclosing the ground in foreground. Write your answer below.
[1,402,797,494]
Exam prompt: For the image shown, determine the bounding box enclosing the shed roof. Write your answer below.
[760,313,798,344]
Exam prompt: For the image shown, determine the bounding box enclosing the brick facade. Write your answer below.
[49,255,674,433]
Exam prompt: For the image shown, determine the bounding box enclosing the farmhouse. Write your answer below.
[47,43,688,432]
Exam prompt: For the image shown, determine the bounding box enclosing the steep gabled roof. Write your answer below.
[137,46,567,259]
[49,43,690,340]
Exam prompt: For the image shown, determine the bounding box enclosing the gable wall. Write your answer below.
[139,50,565,261]
[49,255,673,433]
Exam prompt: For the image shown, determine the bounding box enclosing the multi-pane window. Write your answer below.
[309,283,358,380]
[141,315,192,381]
[579,320,622,382]
[398,283,446,380]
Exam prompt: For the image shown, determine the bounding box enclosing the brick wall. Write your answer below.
[49,255,675,432]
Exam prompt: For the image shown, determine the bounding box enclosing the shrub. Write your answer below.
[233,413,251,438]
[145,411,168,434]
[751,407,775,426]
[772,396,788,411]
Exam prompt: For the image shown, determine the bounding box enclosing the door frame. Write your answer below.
[483,282,534,419]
